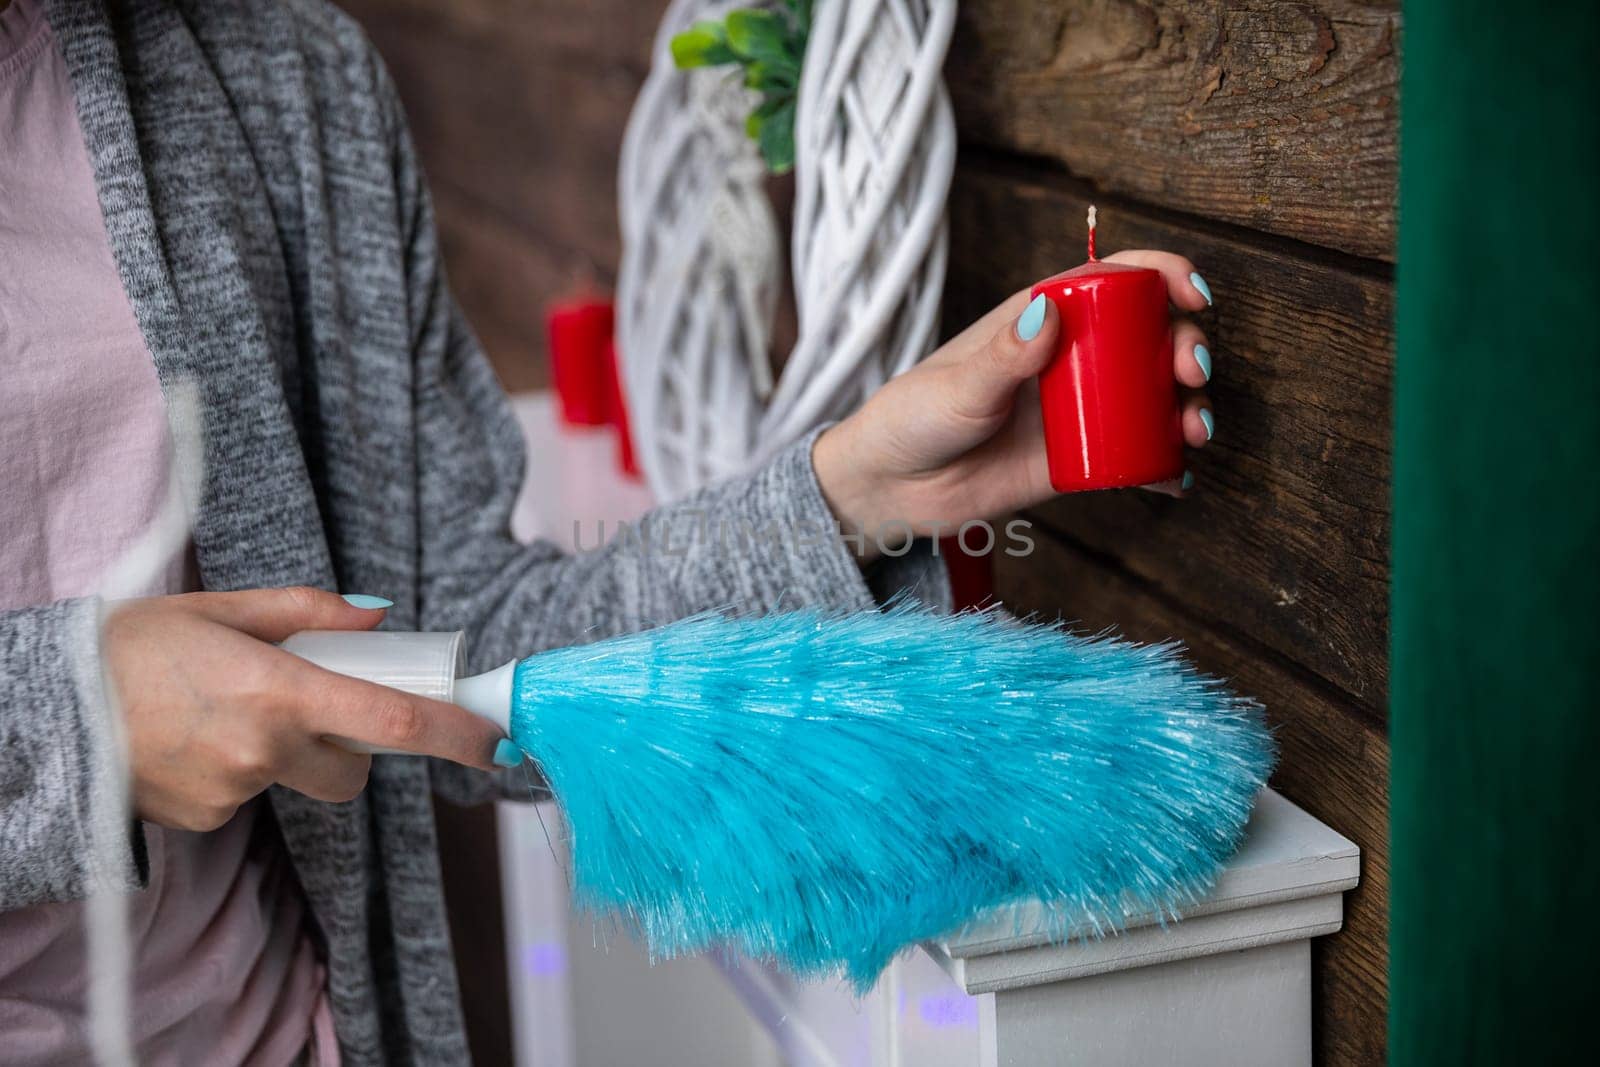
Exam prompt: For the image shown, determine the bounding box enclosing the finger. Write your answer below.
[924,288,1036,369]
[183,586,391,643]
[1104,250,1211,313]
[1172,319,1212,389]
[296,667,502,770]
[1181,392,1215,449]
[277,742,373,804]
[997,381,1056,504]
[949,293,1060,422]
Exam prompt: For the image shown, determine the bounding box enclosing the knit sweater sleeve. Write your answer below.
[0,598,147,909]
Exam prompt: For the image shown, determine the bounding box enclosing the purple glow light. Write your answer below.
[520,940,568,977]
[918,993,979,1029]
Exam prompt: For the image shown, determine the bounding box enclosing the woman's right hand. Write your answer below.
[102,587,503,831]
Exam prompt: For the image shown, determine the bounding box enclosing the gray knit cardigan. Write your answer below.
[0,1,947,1062]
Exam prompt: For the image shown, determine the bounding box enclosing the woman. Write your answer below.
[0,0,1216,1063]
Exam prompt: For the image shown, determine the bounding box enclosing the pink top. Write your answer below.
[0,1,337,1062]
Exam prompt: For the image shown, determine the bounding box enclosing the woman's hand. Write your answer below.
[813,251,1215,557]
[103,588,503,831]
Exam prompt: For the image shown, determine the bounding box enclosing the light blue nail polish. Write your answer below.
[1199,409,1215,441]
[1189,272,1213,307]
[493,738,523,768]
[342,593,394,610]
[1016,294,1047,341]
[1193,344,1213,383]
[1181,470,1196,491]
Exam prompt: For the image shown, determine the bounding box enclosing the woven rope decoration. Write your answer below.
[617,0,957,500]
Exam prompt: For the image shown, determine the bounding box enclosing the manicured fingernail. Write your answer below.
[342,594,394,610]
[1193,344,1213,383]
[1189,272,1213,307]
[1199,409,1215,441]
[1016,294,1047,341]
[493,738,523,768]
[1181,470,1196,491]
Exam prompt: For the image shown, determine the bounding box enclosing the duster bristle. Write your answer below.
[509,604,1274,989]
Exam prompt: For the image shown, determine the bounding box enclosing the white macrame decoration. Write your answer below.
[617,0,957,500]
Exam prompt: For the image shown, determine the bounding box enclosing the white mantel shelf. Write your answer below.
[916,789,1360,1067]
[927,788,1360,996]
[717,789,1362,1067]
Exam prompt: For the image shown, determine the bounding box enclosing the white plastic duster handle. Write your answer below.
[452,658,517,734]
[279,630,515,752]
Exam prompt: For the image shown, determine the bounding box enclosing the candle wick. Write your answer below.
[1086,205,1098,261]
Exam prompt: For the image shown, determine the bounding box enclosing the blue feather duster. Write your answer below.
[508,604,1274,989]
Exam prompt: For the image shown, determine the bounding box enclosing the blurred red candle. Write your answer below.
[1032,207,1183,492]
[603,339,641,480]
[546,297,613,427]
[940,535,993,612]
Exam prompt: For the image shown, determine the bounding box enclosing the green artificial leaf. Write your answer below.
[757,96,797,173]
[671,5,811,176]
[670,21,737,68]
[744,61,797,92]
[745,93,788,140]
[748,94,790,123]
[725,9,794,66]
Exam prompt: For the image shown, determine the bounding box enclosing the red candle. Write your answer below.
[1032,208,1183,492]
[603,339,641,480]
[940,535,994,612]
[546,298,614,427]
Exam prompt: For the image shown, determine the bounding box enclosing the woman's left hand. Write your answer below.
[813,250,1215,559]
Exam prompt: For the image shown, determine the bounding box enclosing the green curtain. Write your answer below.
[1393,2,1600,1062]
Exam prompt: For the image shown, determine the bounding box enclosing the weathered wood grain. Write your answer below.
[346,1,657,389]
[994,533,1389,1067]
[431,181,586,393]
[947,165,1392,712]
[355,5,645,265]
[343,0,664,64]
[947,0,1400,259]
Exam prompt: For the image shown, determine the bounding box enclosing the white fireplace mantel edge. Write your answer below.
[924,789,1361,996]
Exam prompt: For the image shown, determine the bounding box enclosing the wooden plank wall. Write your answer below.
[341,0,665,392]
[341,2,1397,1064]
[947,5,1397,1063]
